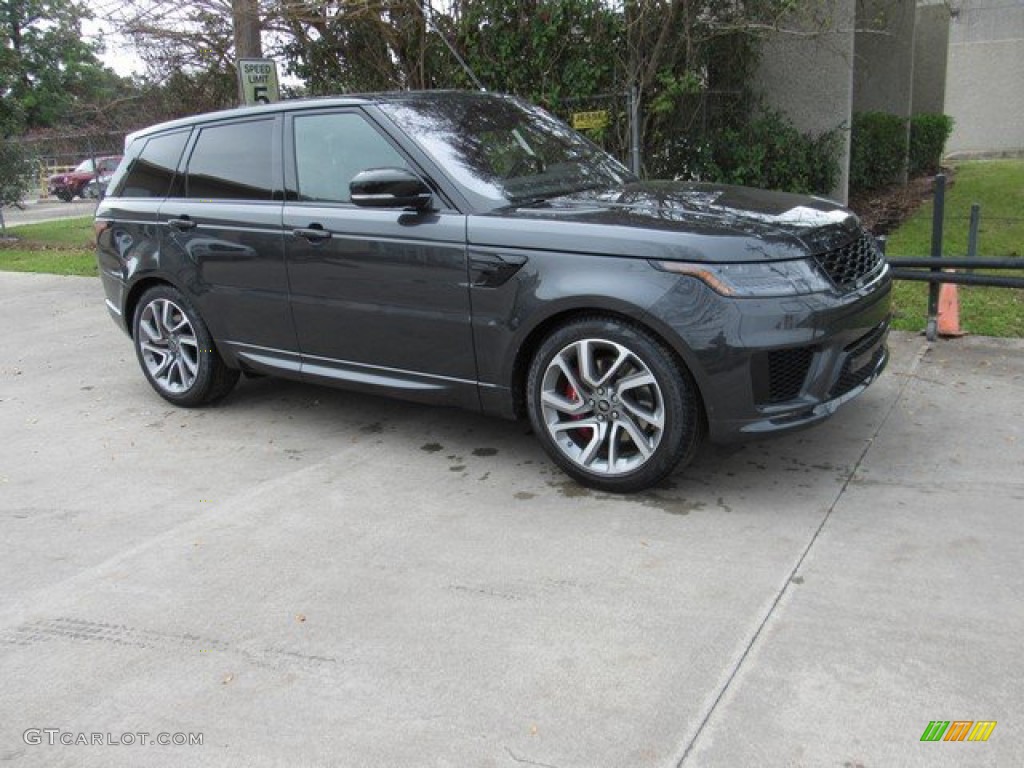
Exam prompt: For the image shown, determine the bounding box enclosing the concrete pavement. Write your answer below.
[1,272,1021,767]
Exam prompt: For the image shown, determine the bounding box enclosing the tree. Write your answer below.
[100,0,844,192]
[0,0,116,134]
[108,0,261,116]
[0,140,34,235]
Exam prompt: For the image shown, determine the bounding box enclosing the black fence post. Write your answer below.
[967,203,981,275]
[927,174,946,341]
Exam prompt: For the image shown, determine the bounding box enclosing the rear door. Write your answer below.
[158,116,296,368]
[282,109,477,408]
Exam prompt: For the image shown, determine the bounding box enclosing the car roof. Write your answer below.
[125,89,507,145]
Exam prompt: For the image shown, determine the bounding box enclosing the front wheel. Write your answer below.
[132,285,239,407]
[526,317,702,493]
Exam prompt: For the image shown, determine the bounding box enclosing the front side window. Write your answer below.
[115,131,190,198]
[186,119,274,200]
[293,112,409,204]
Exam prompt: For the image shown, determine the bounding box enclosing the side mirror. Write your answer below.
[350,167,433,211]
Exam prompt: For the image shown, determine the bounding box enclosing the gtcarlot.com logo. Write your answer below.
[23,729,203,747]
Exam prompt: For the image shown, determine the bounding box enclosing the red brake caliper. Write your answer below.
[564,380,588,444]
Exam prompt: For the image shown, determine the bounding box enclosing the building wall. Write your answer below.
[912,3,951,115]
[853,0,917,117]
[754,0,856,203]
[945,0,1024,155]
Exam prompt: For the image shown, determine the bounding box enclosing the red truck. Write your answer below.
[48,156,122,202]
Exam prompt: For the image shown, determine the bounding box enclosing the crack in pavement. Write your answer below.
[671,340,931,767]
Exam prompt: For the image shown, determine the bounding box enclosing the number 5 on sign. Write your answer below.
[237,59,280,106]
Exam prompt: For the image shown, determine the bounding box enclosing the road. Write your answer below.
[1,272,1021,767]
[2,199,96,228]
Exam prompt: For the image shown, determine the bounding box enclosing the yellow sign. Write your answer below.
[237,59,280,106]
[572,110,609,131]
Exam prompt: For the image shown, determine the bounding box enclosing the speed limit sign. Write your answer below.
[237,59,280,106]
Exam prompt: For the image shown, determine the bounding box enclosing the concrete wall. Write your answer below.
[754,0,856,203]
[912,3,951,114]
[853,0,917,117]
[945,0,1024,156]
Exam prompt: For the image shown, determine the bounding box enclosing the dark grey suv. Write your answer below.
[95,91,891,492]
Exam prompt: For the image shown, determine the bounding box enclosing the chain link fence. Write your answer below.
[7,131,126,202]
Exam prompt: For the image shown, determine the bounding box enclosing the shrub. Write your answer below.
[706,110,842,195]
[849,111,907,191]
[0,140,35,209]
[909,113,954,175]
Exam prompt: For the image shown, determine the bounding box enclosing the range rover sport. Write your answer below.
[95,91,891,492]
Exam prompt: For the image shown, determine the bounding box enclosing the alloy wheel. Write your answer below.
[137,298,200,395]
[539,338,666,477]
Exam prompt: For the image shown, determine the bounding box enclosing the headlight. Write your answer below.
[650,258,832,297]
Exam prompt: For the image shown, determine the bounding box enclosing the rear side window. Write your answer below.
[186,119,274,200]
[115,131,190,198]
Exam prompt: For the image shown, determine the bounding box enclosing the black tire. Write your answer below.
[56,188,74,202]
[131,285,239,407]
[526,316,702,493]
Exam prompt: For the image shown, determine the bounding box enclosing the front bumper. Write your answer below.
[649,269,893,443]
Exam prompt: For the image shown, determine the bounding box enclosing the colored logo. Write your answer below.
[920,721,997,742]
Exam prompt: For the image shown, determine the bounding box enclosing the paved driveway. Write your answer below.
[1,273,1021,767]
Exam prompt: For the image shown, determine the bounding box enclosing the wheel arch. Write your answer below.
[509,307,708,431]
[124,276,180,338]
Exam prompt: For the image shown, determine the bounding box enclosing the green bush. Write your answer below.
[0,141,35,209]
[909,113,954,175]
[705,110,842,195]
[849,111,907,191]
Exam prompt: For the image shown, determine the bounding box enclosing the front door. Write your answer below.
[283,110,477,408]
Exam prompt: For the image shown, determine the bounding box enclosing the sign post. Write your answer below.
[237,59,280,106]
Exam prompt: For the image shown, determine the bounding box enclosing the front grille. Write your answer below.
[828,322,888,399]
[814,233,884,292]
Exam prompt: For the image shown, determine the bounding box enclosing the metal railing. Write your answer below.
[882,173,1024,340]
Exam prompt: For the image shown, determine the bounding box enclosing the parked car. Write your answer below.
[94,91,891,492]
[82,172,114,199]
[49,156,121,201]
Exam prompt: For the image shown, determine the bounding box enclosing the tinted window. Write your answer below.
[293,113,408,203]
[187,120,274,200]
[116,132,189,198]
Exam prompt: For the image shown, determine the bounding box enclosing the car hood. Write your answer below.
[468,181,863,263]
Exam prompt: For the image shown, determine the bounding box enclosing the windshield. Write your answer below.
[73,159,96,174]
[377,94,635,209]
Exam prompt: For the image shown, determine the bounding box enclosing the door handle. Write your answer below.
[292,225,332,243]
[167,217,196,231]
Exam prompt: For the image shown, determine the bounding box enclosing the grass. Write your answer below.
[0,216,97,276]
[885,160,1024,337]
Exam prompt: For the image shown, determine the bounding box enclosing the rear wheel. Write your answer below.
[132,285,239,407]
[527,317,702,493]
